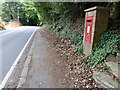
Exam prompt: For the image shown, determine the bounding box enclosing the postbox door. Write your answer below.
[85,16,93,43]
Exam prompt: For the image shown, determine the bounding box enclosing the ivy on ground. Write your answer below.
[83,26,120,67]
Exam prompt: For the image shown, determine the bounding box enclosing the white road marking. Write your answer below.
[0,27,38,89]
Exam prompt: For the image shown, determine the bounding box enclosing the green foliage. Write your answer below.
[33,2,84,24]
[69,30,82,45]
[102,64,110,70]
[46,17,84,54]
[75,40,83,54]
[33,2,120,24]
[2,2,22,21]
[84,27,120,67]
[0,17,5,30]
[58,26,69,37]
[20,2,39,25]
[0,18,3,24]
[0,3,3,16]
[1,2,39,25]
[33,2,54,23]
[34,2,119,68]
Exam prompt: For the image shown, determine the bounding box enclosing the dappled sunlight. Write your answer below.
[5,22,22,29]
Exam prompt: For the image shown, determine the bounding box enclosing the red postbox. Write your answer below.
[85,16,93,43]
[83,6,109,55]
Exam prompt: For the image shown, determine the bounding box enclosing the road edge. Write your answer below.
[0,27,38,90]
[17,31,36,88]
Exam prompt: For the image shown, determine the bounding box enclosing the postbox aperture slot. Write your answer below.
[86,20,92,22]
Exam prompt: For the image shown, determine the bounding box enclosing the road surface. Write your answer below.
[0,26,39,83]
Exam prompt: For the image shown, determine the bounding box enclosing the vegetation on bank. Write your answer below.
[0,18,3,24]
[0,17,5,30]
[46,17,120,68]
[83,25,120,68]
[0,2,120,67]
[35,2,120,68]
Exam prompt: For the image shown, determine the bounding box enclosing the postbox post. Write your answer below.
[83,6,109,55]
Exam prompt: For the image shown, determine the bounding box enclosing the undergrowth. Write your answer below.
[83,26,120,67]
[47,18,84,55]
[47,18,120,68]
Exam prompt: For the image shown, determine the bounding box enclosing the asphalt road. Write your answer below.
[0,26,39,83]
